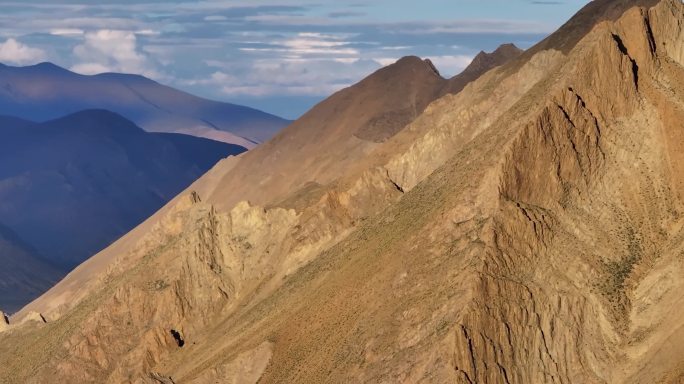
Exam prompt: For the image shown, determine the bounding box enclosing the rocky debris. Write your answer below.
[189,342,273,384]
[189,191,201,204]
[149,372,176,384]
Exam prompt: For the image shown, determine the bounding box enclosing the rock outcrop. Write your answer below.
[442,43,523,95]
[1,0,683,383]
[22,311,46,324]
[0,311,8,332]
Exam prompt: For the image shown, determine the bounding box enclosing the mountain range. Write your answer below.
[2,0,683,383]
[0,62,291,148]
[0,110,245,312]
[0,44,519,314]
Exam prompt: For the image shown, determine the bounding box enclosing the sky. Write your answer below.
[0,0,590,119]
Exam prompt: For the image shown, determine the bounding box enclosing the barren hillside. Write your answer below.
[0,0,682,383]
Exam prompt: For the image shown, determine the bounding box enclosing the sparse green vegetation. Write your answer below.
[146,279,170,292]
[597,226,643,322]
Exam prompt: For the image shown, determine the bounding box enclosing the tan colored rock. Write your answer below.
[12,40,519,329]
[1,0,683,383]
[0,311,8,332]
[190,342,273,384]
[22,311,46,324]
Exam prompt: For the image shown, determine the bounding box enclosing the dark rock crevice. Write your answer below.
[170,329,185,347]
[386,170,405,194]
[611,33,640,89]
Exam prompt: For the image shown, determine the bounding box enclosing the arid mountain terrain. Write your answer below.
[0,0,683,383]
[0,63,290,147]
[0,110,244,312]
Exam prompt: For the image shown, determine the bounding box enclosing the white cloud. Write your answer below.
[186,58,381,97]
[373,57,398,66]
[69,30,161,77]
[135,29,159,36]
[381,46,412,51]
[204,15,228,21]
[209,31,371,96]
[381,19,553,35]
[50,28,84,36]
[282,35,358,56]
[238,33,359,58]
[428,55,474,76]
[333,58,359,64]
[0,38,47,65]
[192,28,476,98]
[69,62,111,75]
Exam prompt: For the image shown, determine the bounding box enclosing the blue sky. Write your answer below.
[0,0,589,119]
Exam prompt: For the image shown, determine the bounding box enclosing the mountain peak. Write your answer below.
[441,42,523,95]
[528,0,662,55]
[54,108,132,121]
[25,62,72,74]
[465,43,523,76]
[384,56,444,78]
[422,58,441,77]
[45,109,144,135]
[492,43,523,56]
[0,61,73,75]
[32,62,63,70]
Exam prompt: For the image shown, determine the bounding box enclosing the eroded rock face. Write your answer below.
[189,342,273,384]
[1,0,683,383]
[23,311,46,324]
[0,311,8,332]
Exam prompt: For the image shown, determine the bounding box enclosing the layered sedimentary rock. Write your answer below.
[0,0,683,383]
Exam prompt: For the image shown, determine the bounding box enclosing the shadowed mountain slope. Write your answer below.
[0,63,290,147]
[0,224,60,314]
[0,110,245,311]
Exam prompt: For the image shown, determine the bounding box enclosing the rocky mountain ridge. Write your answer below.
[1,0,682,383]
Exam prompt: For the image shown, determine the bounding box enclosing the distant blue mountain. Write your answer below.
[0,62,291,148]
[0,222,60,314]
[0,109,245,282]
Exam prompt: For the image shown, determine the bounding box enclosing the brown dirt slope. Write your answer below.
[9,44,520,328]
[1,0,683,383]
